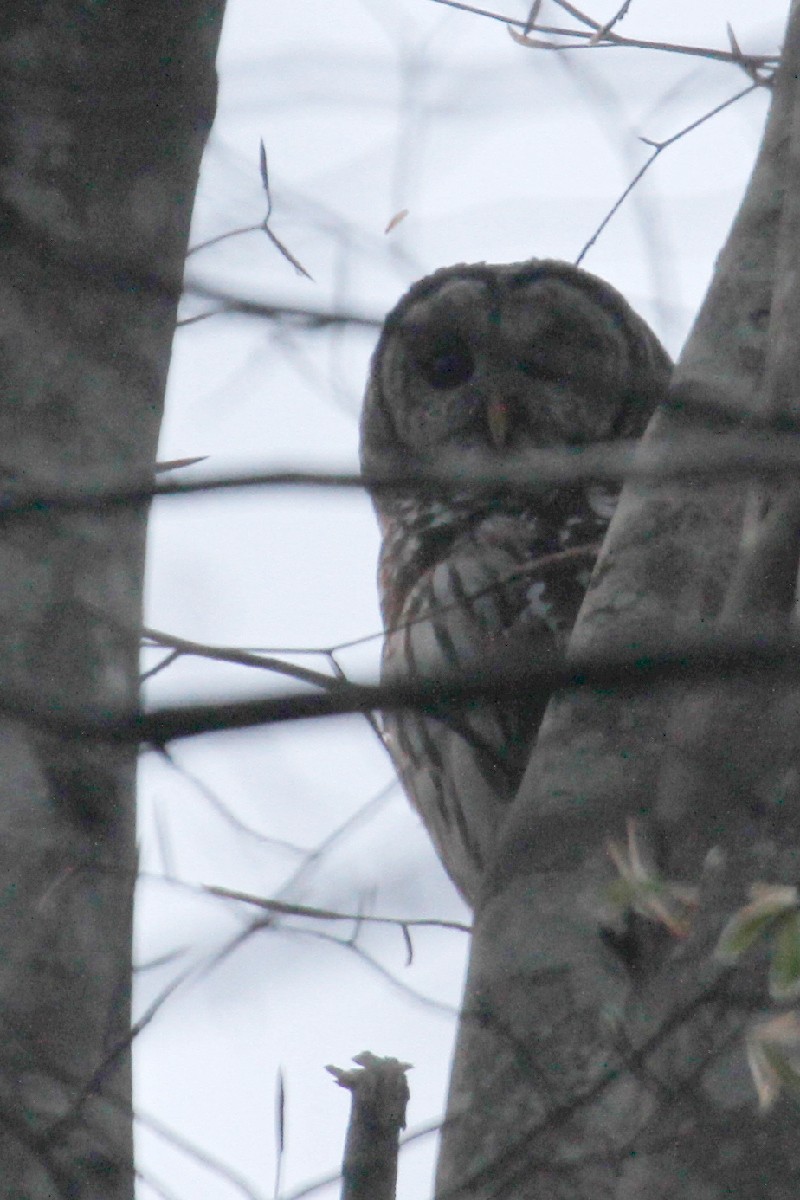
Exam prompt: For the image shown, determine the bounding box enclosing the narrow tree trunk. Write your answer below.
[437,5,800,1197]
[0,5,225,1194]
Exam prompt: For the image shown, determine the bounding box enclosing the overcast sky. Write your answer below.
[135,3,786,1197]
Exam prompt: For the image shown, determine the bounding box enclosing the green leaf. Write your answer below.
[770,910,800,1001]
[716,886,798,963]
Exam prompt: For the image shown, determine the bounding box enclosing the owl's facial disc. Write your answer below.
[370,264,668,463]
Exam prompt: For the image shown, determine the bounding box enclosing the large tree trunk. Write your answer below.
[437,4,800,1197]
[0,5,225,1195]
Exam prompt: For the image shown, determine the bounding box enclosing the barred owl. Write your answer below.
[361,260,672,907]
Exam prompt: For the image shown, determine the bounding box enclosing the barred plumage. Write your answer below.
[361,260,672,906]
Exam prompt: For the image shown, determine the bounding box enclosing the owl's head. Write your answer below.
[360,259,672,475]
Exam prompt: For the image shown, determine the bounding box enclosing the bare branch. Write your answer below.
[6,626,800,745]
[10,430,800,522]
[429,0,779,70]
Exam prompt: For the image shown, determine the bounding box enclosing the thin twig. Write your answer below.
[187,222,266,257]
[156,747,311,854]
[177,286,382,330]
[186,141,313,280]
[590,1,633,44]
[576,83,760,265]
[259,140,314,281]
[202,883,472,933]
[272,777,400,902]
[143,626,340,691]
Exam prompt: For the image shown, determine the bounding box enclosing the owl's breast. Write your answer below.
[382,503,598,685]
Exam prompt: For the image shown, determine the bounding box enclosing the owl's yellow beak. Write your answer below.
[486,398,509,448]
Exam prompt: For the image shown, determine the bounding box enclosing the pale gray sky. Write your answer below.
[135,3,785,1197]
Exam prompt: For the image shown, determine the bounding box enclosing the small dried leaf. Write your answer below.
[746,1029,781,1110]
[635,882,696,938]
[605,875,695,938]
[508,25,552,49]
[607,819,657,883]
[747,1013,800,1109]
[384,209,409,235]
[606,823,697,937]
[752,1011,800,1051]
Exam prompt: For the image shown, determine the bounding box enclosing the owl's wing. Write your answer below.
[380,519,592,905]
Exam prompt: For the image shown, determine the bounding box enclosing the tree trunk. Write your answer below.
[437,4,800,1197]
[0,4,225,1195]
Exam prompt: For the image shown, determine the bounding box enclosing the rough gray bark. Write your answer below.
[437,4,800,1198]
[0,4,225,1196]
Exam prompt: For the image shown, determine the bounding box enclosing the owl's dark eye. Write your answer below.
[417,333,474,390]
